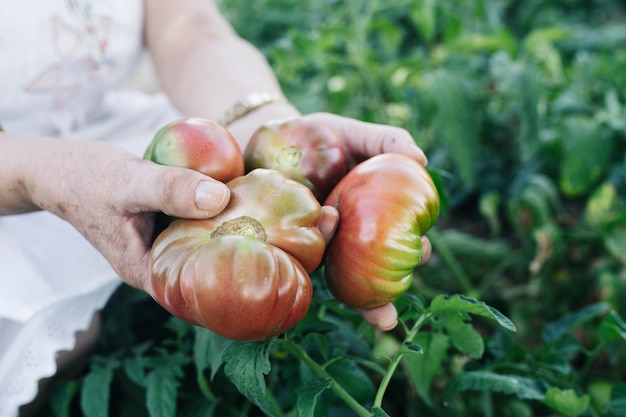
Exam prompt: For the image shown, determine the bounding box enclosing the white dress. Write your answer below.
[0,1,182,414]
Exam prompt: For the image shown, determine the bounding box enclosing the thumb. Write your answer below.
[126,160,231,219]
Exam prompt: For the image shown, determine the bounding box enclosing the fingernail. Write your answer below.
[195,180,230,214]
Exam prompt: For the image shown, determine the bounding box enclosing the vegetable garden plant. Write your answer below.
[37,1,626,416]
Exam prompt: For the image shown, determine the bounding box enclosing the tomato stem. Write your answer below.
[284,341,372,417]
[373,312,433,410]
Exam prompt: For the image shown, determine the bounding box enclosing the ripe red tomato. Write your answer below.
[148,169,326,341]
[323,153,440,309]
[144,117,244,183]
[244,118,347,201]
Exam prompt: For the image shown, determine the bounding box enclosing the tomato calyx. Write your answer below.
[276,146,302,167]
[211,215,267,241]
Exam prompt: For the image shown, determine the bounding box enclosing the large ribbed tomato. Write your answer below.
[323,153,440,309]
[148,169,326,341]
[144,117,244,183]
[244,118,347,201]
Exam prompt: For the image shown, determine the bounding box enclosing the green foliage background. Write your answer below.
[36,1,626,416]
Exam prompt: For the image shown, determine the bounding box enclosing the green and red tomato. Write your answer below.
[148,169,326,341]
[323,153,440,309]
[244,118,347,201]
[145,117,244,183]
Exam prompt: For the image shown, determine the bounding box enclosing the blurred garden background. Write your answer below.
[38,1,626,416]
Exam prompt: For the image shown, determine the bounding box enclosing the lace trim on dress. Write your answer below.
[0,280,120,417]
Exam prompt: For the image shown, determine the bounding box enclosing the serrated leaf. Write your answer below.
[541,388,589,417]
[80,365,114,417]
[542,302,611,343]
[296,377,331,417]
[404,332,450,405]
[146,366,180,417]
[124,356,146,387]
[437,311,485,358]
[428,294,516,332]
[193,327,233,380]
[222,341,278,416]
[444,371,546,400]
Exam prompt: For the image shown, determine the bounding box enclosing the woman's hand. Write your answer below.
[1,135,232,290]
[238,112,432,331]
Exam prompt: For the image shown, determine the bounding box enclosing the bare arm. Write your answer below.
[0,131,231,289]
[144,0,300,148]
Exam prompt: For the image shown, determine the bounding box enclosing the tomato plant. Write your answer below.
[324,153,440,309]
[148,168,326,341]
[244,118,347,201]
[144,117,244,183]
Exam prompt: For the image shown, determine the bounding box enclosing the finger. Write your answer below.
[123,160,231,219]
[420,236,432,265]
[359,303,398,331]
[307,113,428,166]
[319,205,339,243]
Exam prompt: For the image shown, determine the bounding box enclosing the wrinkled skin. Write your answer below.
[324,153,440,309]
[144,117,244,183]
[244,119,347,201]
[149,169,326,341]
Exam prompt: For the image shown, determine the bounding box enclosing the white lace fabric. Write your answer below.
[0,281,119,417]
[0,1,184,415]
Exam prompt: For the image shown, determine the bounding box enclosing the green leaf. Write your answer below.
[402,341,424,354]
[428,294,517,332]
[372,406,391,417]
[296,377,331,417]
[437,311,485,358]
[599,311,626,343]
[222,341,278,416]
[80,365,114,417]
[605,226,626,264]
[542,302,612,344]
[420,70,481,189]
[605,385,626,417]
[49,380,80,417]
[193,327,233,380]
[409,0,436,41]
[444,371,546,400]
[146,366,181,417]
[585,182,622,230]
[404,332,450,405]
[537,351,571,375]
[559,116,612,197]
[124,356,146,387]
[326,359,375,403]
[604,398,626,417]
[542,388,589,417]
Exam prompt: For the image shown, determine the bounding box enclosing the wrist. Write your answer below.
[225,99,301,150]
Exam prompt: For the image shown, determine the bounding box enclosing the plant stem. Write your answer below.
[373,313,432,409]
[285,342,372,417]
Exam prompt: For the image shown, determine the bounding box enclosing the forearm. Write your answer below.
[145,0,300,148]
[0,132,55,215]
